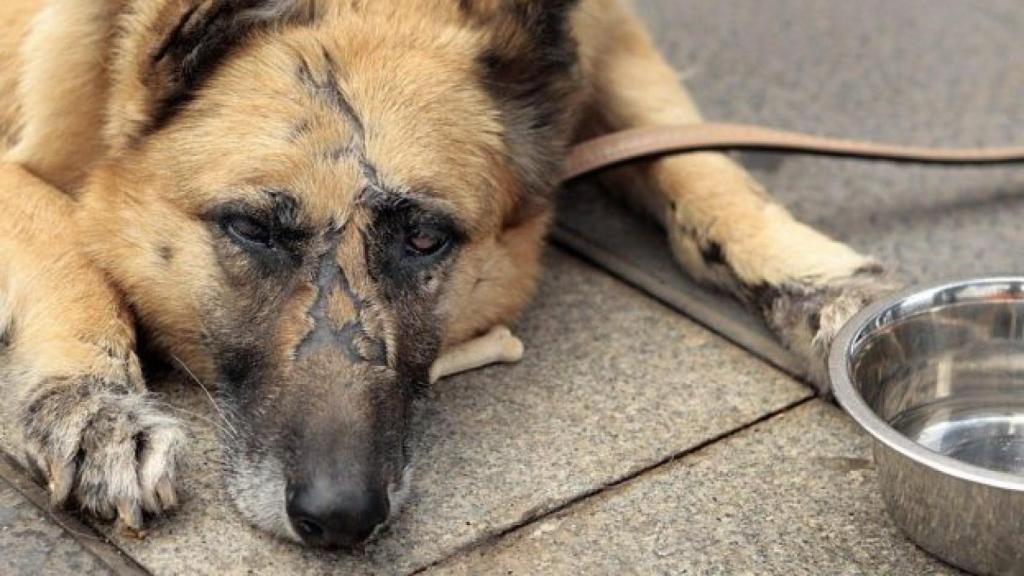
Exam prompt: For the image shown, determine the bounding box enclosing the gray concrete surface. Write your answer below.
[427,401,960,576]
[0,452,148,575]
[0,476,114,575]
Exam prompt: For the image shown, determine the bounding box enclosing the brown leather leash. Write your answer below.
[563,122,1024,182]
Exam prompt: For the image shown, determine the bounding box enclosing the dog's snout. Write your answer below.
[286,479,389,549]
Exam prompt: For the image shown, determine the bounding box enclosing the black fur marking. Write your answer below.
[158,244,174,263]
[296,55,365,144]
[266,190,305,232]
[24,383,70,420]
[359,159,383,193]
[294,233,387,365]
[337,321,385,365]
[325,143,357,162]
[807,311,821,334]
[853,262,885,277]
[701,241,726,266]
[151,1,245,130]
[750,283,784,316]
[358,199,466,387]
[0,317,13,349]
[216,345,266,390]
[750,281,833,333]
[296,51,386,195]
[301,233,348,346]
[288,118,313,141]
[23,450,47,483]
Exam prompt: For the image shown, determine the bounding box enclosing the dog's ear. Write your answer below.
[105,0,314,148]
[149,0,315,126]
[464,0,580,112]
[463,1,582,213]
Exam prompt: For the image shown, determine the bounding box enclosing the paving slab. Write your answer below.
[0,479,114,575]
[1,249,809,575]
[0,468,114,575]
[0,454,146,575]
[427,401,962,575]
[557,0,1024,371]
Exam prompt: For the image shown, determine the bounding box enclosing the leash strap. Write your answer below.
[563,122,1024,182]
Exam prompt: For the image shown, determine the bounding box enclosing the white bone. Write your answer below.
[429,325,524,384]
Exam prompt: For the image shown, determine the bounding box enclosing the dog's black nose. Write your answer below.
[286,480,389,548]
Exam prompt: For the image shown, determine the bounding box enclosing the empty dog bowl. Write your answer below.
[829,277,1024,575]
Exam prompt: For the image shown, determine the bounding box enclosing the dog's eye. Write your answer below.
[223,215,273,248]
[405,227,449,257]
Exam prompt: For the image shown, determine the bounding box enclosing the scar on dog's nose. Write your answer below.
[286,480,389,549]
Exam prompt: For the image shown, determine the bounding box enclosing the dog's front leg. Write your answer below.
[574,1,898,392]
[0,164,184,532]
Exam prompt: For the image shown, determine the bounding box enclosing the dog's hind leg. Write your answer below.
[0,163,184,532]
[573,1,897,392]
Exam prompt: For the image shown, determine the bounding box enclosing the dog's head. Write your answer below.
[77,0,580,548]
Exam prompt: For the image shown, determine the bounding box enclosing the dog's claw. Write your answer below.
[139,425,184,514]
[48,460,76,507]
[97,502,116,522]
[155,476,177,511]
[117,497,143,531]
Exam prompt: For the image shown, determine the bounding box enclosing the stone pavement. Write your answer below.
[427,403,956,576]
[3,0,1018,574]
[0,469,115,575]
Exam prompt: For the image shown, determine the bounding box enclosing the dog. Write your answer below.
[0,0,889,549]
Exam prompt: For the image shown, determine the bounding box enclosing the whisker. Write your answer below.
[155,401,235,438]
[169,354,239,437]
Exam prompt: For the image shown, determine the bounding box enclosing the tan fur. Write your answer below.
[0,1,37,150]
[0,0,888,540]
[3,0,121,190]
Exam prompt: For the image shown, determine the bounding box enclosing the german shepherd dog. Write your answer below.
[0,0,888,549]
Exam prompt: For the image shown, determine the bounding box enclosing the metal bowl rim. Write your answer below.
[829,275,1024,492]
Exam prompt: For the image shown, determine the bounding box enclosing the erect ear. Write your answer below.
[150,0,317,122]
[463,1,582,210]
[105,0,315,148]
[471,0,579,86]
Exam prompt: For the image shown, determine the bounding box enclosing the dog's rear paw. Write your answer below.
[760,271,900,396]
[18,375,185,530]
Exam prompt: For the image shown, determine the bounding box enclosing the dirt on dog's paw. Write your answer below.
[18,373,185,531]
[760,271,900,396]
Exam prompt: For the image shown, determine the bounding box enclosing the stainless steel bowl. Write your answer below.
[829,277,1024,575]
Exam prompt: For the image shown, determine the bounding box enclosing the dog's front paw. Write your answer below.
[18,374,185,532]
[760,271,900,396]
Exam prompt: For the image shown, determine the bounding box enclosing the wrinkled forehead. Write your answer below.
[159,20,507,232]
